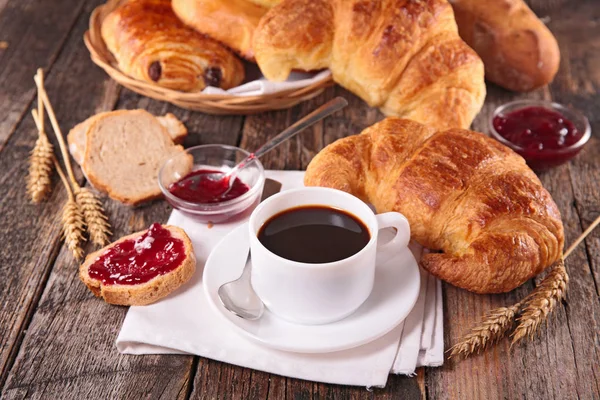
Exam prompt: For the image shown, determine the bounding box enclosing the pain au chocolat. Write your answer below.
[101,0,244,92]
[305,118,564,294]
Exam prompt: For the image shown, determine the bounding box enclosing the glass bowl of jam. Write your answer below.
[489,100,591,171]
[158,144,265,224]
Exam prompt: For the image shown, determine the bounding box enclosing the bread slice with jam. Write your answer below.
[79,224,196,306]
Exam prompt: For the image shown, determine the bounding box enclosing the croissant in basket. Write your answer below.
[172,0,270,60]
[305,118,565,294]
[253,0,486,130]
[101,0,245,92]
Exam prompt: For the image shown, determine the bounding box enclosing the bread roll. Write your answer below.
[449,0,560,92]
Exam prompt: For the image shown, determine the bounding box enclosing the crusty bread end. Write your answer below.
[79,225,196,306]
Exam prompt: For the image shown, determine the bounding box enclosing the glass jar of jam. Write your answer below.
[489,100,591,171]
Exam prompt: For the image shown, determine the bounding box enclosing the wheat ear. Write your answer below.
[33,68,111,246]
[54,157,85,259]
[509,212,600,343]
[449,304,520,358]
[450,213,600,359]
[511,260,568,344]
[75,187,111,246]
[27,70,54,202]
[27,127,54,202]
[32,108,86,259]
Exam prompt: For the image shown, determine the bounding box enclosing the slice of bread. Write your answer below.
[68,110,187,165]
[157,113,188,143]
[79,224,196,306]
[81,109,192,205]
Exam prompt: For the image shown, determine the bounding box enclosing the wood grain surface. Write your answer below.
[0,0,598,399]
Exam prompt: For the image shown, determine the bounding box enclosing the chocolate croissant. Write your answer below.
[101,0,244,92]
[305,118,564,294]
[253,0,486,130]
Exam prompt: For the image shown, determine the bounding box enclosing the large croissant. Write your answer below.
[254,0,486,130]
[305,118,564,293]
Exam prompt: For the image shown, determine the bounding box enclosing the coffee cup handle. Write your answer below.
[375,212,411,266]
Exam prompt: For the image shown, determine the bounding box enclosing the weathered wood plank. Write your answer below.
[0,0,119,387]
[0,1,245,397]
[425,88,587,400]
[547,1,600,397]
[2,91,244,400]
[2,0,599,398]
[1,201,196,400]
[427,0,600,397]
[2,103,244,400]
[0,0,89,149]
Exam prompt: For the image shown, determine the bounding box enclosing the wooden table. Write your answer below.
[1,0,598,398]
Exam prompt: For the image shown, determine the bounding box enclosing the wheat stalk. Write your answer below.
[450,213,600,359]
[33,68,111,247]
[75,187,111,246]
[511,260,568,344]
[33,69,77,187]
[449,304,519,358]
[54,157,85,259]
[27,70,54,202]
[33,107,87,258]
[27,130,54,202]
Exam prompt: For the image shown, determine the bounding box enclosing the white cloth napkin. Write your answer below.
[116,171,444,387]
[201,68,332,97]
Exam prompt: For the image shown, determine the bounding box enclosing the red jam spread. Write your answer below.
[168,169,250,203]
[88,223,186,285]
[492,106,584,170]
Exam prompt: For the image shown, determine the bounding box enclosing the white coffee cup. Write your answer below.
[248,187,410,325]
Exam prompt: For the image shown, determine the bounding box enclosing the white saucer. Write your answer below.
[203,224,420,353]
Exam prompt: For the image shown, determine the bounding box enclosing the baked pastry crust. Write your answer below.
[172,0,268,60]
[305,118,565,293]
[247,0,280,7]
[253,0,486,130]
[450,0,560,92]
[101,0,244,91]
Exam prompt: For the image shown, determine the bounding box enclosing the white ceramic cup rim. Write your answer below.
[248,187,380,270]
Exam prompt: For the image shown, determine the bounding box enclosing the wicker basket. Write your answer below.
[84,0,334,115]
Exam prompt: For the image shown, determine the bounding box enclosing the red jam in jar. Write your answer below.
[168,169,250,203]
[492,106,585,170]
[88,223,186,285]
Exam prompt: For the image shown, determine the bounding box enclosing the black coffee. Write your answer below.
[257,205,370,263]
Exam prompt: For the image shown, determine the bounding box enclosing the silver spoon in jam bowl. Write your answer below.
[201,96,348,199]
[218,250,264,320]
